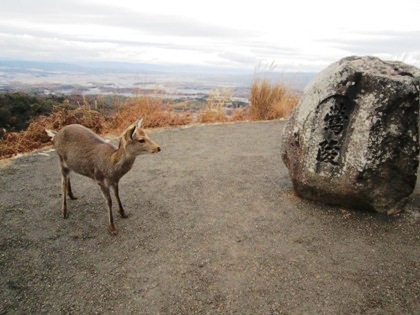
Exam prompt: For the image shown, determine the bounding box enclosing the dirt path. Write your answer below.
[0,121,419,314]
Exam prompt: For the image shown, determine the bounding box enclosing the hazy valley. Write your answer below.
[0,60,316,101]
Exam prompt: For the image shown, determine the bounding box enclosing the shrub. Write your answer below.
[0,107,106,159]
[0,92,65,131]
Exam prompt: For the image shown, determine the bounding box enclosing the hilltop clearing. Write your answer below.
[0,121,419,314]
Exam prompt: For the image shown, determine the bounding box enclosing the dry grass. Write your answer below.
[230,107,251,122]
[198,110,229,124]
[108,97,192,133]
[250,64,299,120]
[197,89,231,124]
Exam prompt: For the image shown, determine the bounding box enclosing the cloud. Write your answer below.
[0,0,251,39]
[0,32,114,61]
[324,30,420,55]
[217,51,258,67]
[0,0,419,71]
[0,0,261,69]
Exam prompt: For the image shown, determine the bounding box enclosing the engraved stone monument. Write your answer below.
[281,56,420,213]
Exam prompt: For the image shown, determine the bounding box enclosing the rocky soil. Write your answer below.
[0,121,419,314]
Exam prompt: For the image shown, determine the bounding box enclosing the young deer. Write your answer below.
[46,119,161,235]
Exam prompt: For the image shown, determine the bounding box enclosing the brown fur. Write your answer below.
[47,119,160,235]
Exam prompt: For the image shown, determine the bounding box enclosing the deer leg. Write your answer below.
[60,167,69,219]
[98,182,117,235]
[67,177,77,200]
[112,183,128,218]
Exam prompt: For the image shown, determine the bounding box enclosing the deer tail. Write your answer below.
[45,129,57,139]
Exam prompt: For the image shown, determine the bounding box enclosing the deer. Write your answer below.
[46,119,161,235]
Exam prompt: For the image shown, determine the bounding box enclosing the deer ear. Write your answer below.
[134,118,143,131]
[123,121,137,142]
[131,118,143,139]
[122,118,144,142]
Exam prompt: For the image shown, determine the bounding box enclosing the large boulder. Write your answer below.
[281,56,420,214]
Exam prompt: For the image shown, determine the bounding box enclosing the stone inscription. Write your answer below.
[316,97,351,166]
[317,139,340,165]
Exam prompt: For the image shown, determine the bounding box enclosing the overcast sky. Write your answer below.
[1,0,419,72]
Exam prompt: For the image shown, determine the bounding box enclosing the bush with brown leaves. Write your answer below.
[0,107,106,159]
[0,85,300,159]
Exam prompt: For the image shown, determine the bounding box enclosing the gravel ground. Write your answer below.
[0,120,419,314]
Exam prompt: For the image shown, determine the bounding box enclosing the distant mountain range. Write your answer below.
[0,59,252,74]
[0,59,317,96]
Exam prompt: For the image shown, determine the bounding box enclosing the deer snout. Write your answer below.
[154,146,161,153]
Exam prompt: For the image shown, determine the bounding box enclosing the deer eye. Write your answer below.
[138,139,146,143]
